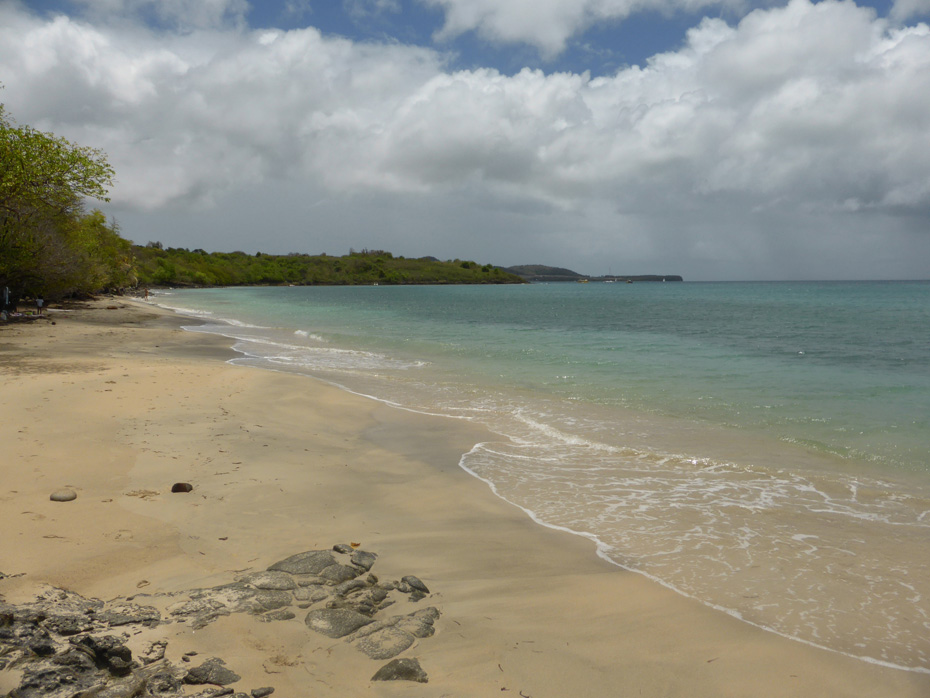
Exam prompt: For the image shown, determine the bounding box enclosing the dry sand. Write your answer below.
[1,298,928,697]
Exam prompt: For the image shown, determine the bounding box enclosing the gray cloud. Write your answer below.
[1,0,929,279]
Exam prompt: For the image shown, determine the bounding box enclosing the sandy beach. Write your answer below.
[1,299,928,697]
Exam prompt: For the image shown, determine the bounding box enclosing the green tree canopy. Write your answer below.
[1,100,126,303]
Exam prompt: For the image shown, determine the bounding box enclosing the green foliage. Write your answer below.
[132,247,525,287]
[0,100,123,301]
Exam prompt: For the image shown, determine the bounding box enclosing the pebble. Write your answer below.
[50,489,77,502]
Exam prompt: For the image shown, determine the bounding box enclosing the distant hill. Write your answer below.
[505,264,682,283]
[504,265,584,282]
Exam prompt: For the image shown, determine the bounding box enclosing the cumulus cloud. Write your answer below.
[1,0,929,277]
[421,0,747,55]
[890,0,930,22]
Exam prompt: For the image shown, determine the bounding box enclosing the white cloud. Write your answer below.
[890,0,930,22]
[421,0,747,55]
[1,0,929,278]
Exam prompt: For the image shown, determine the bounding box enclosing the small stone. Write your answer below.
[171,482,193,493]
[261,609,295,622]
[332,543,353,554]
[251,688,275,698]
[350,550,378,571]
[50,489,77,502]
[371,657,428,683]
[401,575,429,594]
[184,657,241,686]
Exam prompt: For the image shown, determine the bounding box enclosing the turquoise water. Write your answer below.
[155,281,930,671]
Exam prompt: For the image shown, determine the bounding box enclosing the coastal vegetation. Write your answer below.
[1,100,134,303]
[132,246,524,287]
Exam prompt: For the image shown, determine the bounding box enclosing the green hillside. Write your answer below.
[132,246,526,287]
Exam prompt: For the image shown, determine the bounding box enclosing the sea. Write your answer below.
[153,281,930,672]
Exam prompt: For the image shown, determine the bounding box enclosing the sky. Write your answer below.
[1,0,929,279]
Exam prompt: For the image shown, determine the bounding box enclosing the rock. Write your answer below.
[332,543,354,554]
[251,688,275,698]
[44,613,95,636]
[371,657,428,683]
[138,640,167,665]
[260,609,295,622]
[170,482,193,493]
[319,564,360,584]
[304,608,373,638]
[333,579,368,597]
[247,590,293,614]
[239,571,297,591]
[100,601,161,627]
[267,550,336,575]
[396,607,439,639]
[350,550,378,571]
[354,626,415,660]
[401,575,430,594]
[95,674,146,697]
[145,671,183,695]
[49,489,77,502]
[70,634,134,676]
[183,657,241,686]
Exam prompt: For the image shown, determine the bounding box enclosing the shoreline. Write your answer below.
[2,298,928,696]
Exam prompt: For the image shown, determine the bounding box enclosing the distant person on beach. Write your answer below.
[36,297,44,315]
[144,288,149,300]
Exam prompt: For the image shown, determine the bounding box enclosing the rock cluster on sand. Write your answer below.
[0,545,437,696]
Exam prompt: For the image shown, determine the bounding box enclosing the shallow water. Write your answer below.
[156,281,930,671]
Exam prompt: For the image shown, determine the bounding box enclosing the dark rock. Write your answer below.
[408,590,427,602]
[251,687,275,697]
[100,601,161,627]
[333,579,368,597]
[28,638,56,656]
[49,489,77,502]
[51,648,95,670]
[171,482,193,493]
[319,564,360,584]
[354,626,415,659]
[146,671,183,694]
[248,590,293,614]
[44,613,95,636]
[239,571,298,591]
[70,634,133,675]
[267,550,336,575]
[401,575,430,594]
[397,607,440,638]
[305,608,373,638]
[183,657,242,686]
[332,543,354,554]
[260,609,295,622]
[350,550,378,571]
[371,657,428,683]
[138,639,167,665]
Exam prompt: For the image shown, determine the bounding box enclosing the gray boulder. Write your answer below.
[354,626,415,660]
[371,657,428,683]
[304,608,373,638]
[183,657,241,686]
[267,550,336,575]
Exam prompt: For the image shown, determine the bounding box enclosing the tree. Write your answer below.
[0,100,120,302]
